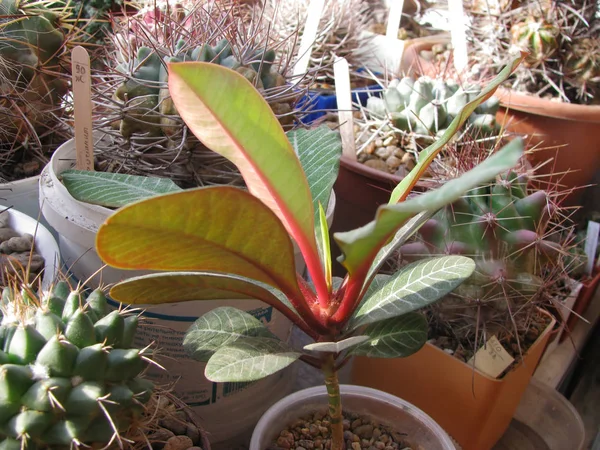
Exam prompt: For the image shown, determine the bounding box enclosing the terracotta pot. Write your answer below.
[495,88,600,205]
[561,268,600,342]
[350,311,556,450]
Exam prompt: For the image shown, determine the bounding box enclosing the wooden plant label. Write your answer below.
[448,0,468,73]
[333,57,356,159]
[72,46,94,171]
[584,221,600,275]
[293,0,325,78]
[467,335,514,379]
[386,0,405,39]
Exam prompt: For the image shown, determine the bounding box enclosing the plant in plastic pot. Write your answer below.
[94,54,525,449]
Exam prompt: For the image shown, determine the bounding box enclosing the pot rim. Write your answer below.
[496,87,600,122]
[250,384,456,450]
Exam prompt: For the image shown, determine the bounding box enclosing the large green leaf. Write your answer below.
[346,256,475,331]
[335,139,523,277]
[288,125,341,222]
[205,338,301,382]
[388,53,526,204]
[108,272,298,316]
[61,170,181,208]
[349,313,427,358]
[184,307,278,362]
[168,63,322,287]
[96,186,302,299]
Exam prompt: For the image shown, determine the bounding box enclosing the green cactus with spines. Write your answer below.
[0,0,75,177]
[0,281,154,449]
[113,38,286,139]
[399,171,568,340]
[366,76,501,138]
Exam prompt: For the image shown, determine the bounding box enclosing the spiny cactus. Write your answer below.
[0,0,77,180]
[92,1,299,188]
[0,280,154,449]
[366,77,500,138]
[398,171,573,351]
[466,0,600,103]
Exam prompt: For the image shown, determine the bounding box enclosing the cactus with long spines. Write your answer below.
[0,0,78,180]
[399,171,572,346]
[0,280,154,449]
[93,1,299,187]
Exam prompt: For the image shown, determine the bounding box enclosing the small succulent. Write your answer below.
[0,280,154,449]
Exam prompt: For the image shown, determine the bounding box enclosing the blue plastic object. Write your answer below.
[297,84,384,124]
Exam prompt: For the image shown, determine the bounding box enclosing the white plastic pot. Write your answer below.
[2,207,60,290]
[250,384,457,450]
[39,135,336,447]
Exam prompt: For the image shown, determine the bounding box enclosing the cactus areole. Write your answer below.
[96,54,526,450]
[0,281,153,449]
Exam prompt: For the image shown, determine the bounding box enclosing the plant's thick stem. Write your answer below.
[322,354,344,450]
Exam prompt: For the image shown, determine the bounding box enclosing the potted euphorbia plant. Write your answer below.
[94,56,524,450]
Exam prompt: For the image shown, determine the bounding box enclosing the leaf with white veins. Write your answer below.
[205,338,301,382]
[347,256,475,331]
[184,307,278,362]
[350,313,428,358]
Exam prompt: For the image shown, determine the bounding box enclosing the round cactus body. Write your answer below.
[366,76,500,138]
[399,171,564,331]
[0,282,153,449]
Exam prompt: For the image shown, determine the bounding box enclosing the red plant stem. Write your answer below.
[330,273,366,325]
[300,243,330,310]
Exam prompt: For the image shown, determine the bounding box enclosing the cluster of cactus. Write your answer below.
[399,171,570,342]
[113,39,284,139]
[0,280,154,449]
[366,77,500,138]
[0,0,74,180]
[466,0,599,103]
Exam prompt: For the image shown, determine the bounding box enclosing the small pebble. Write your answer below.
[164,435,193,450]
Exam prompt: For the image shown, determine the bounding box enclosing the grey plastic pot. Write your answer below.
[250,384,457,450]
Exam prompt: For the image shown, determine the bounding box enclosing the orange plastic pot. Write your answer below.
[350,311,556,450]
[495,88,600,205]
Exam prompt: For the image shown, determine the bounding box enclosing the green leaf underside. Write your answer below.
[61,170,182,208]
[303,335,369,353]
[288,125,341,224]
[96,186,301,298]
[388,53,526,204]
[109,272,298,315]
[366,212,434,282]
[350,313,427,358]
[168,62,319,264]
[347,256,476,331]
[205,338,301,382]
[335,139,523,275]
[184,307,278,362]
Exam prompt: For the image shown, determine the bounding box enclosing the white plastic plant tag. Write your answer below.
[333,57,356,159]
[448,0,468,73]
[71,46,94,171]
[467,335,514,379]
[293,0,325,78]
[584,221,600,275]
[386,0,405,39]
